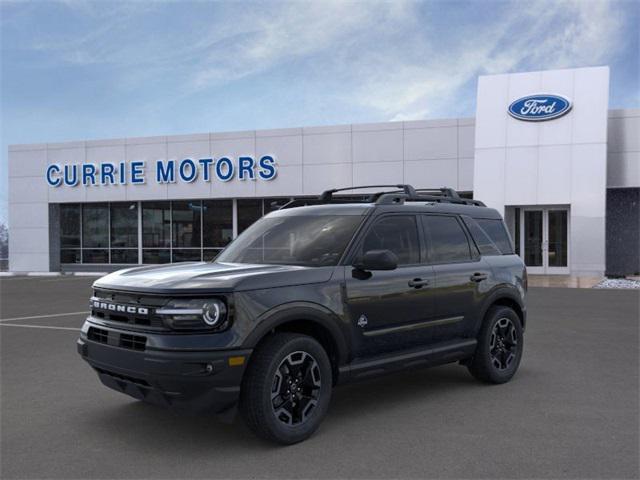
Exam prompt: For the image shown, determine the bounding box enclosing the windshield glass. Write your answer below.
[216,215,363,267]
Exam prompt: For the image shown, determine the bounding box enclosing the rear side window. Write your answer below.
[422,215,472,263]
[475,218,514,254]
[462,217,501,256]
[361,215,420,265]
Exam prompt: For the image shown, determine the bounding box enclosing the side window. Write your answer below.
[361,215,420,265]
[462,217,501,256]
[475,218,514,254]
[422,215,472,263]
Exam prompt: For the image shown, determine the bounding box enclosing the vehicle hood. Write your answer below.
[93,262,335,294]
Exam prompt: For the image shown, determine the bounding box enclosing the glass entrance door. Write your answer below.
[519,208,569,274]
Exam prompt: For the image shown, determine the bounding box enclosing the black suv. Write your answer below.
[78,185,527,444]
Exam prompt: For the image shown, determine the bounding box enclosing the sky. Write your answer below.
[1,0,638,225]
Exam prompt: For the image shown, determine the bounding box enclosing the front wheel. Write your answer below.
[467,306,524,384]
[240,333,332,444]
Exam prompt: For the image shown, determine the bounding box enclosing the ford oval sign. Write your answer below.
[508,94,572,121]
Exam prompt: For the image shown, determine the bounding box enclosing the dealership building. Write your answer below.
[7,66,640,277]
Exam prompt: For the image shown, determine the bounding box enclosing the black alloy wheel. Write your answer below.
[489,317,519,371]
[271,351,322,426]
[467,306,524,384]
[240,333,332,444]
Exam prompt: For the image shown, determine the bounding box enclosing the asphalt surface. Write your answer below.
[1,276,638,479]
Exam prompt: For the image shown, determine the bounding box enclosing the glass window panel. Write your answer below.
[142,202,171,248]
[361,216,420,265]
[111,249,139,264]
[82,249,109,263]
[111,203,138,248]
[172,201,202,248]
[172,249,202,262]
[203,200,232,248]
[203,248,222,261]
[423,215,472,263]
[462,217,500,256]
[523,211,543,267]
[143,249,170,264]
[82,204,109,248]
[476,218,514,254]
[237,199,263,234]
[548,210,568,267]
[218,215,362,267]
[60,204,81,248]
[60,249,81,263]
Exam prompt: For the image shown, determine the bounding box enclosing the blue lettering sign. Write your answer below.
[156,160,175,183]
[46,155,277,187]
[101,163,116,185]
[258,156,277,180]
[130,161,145,184]
[179,159,197,182]
[46,164,61,187]
[215,157,234,182]
[238,156,255,180]
[198,158,213,182]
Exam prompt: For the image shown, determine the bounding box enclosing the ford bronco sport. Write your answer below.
[77,185,527,444]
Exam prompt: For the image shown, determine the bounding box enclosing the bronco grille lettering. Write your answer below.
[91,299,149,316]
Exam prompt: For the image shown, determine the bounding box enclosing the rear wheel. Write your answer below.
[240,333,332,444]
[467,306,523,384]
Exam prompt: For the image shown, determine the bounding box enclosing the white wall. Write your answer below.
[474,66,610,276]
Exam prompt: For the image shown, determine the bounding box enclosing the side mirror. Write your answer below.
[354,249,398,271]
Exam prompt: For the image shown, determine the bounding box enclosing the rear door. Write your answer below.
[344,214,436,357]
[420,214,491,341]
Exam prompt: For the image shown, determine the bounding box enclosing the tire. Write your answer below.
[467,306,524,384]
[240,333,332,444]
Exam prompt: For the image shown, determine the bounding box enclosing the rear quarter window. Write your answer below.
[468,217,514,255]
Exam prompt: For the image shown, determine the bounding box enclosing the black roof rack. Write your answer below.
[279,184,485,209]
[319,184,417,202]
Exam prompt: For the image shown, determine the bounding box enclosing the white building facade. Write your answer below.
[8,66,640,276]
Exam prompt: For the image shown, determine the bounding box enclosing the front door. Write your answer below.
[343,214,436,357]
[519,208,569,274]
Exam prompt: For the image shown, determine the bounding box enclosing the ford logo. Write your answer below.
[508,94,572,121]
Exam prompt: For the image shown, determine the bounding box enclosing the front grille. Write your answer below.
[91,289,168,331]
[87,327,108,344]
[86,326,147,351]
[119,333,146,351]
[92,310,155,327]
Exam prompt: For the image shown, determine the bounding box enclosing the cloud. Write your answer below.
[189,1,414,91]
[349,0,626,121]
[3,0,631,121]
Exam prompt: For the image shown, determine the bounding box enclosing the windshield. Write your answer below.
[216,215,363,267]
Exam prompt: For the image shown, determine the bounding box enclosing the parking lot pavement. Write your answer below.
[1,277,638,479]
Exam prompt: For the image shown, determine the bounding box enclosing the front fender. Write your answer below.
[241,301,351,366]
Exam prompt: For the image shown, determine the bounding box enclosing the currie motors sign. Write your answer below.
[508,94,572,121]
[46,155,277,187]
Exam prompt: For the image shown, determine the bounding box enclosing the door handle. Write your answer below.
[408,278,430,288]
[470,272,488,282]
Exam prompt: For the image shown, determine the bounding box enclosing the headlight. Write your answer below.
[156,298,228,331]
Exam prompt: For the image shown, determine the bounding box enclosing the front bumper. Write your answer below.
[77,321,251,414]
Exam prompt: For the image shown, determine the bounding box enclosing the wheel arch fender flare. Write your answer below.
[242,302,351,366]
[476,286,526,334]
